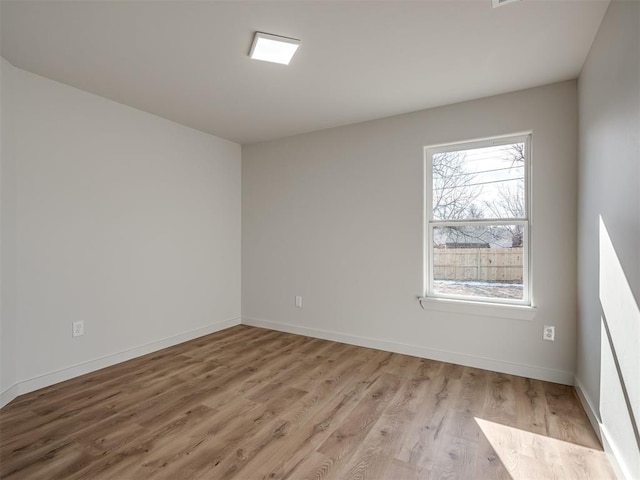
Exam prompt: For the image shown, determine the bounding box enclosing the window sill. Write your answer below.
[419,296,537,321]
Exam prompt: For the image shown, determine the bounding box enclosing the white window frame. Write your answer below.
[424,133,532,307]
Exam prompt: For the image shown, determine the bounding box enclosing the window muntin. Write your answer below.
[425,134,531,305]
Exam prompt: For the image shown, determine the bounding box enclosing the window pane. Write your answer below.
[432,225,524,300]
[432,143,525,221]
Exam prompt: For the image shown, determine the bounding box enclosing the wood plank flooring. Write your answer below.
[0,325,615,479]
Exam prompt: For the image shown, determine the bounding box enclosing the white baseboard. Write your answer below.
[574,376,631,480]
[0,383,20,410]
[574,376,603,442]
[601,423,633,480]
[0,316,240,409]
[241,316,574,385]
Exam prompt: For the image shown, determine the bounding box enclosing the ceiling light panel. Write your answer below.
[249,32,300,65]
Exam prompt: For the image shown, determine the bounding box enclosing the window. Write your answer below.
[424,134,531,305]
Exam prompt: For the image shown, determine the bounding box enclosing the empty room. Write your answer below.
[0,0,638,479]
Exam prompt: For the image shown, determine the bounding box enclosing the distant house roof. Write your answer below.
[444,242,491,249]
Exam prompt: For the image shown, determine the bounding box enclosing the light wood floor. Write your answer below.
[0,325,615,479]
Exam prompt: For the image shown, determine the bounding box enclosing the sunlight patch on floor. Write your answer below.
[475,417,612,479]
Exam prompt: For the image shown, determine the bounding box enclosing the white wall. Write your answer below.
[243,81,578,384]
[0,60,241,407]
[1,58,18,401]
[577,0,640,477]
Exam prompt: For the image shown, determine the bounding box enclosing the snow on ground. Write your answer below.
[434,280,523,299]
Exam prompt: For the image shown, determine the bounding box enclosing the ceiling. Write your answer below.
[1,1,609,144]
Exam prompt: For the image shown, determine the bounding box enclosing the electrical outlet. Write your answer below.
[543,325,555,342]
[295,296,303,308]
[72,320,84,337]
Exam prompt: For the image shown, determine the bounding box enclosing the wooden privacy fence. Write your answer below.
[433,247,523,282]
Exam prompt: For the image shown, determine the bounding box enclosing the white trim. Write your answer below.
[492,0,521,8]
[242,316,572,385]
[424,133,533,307]
[419,296,537,320]
[0,383,20,410]
[600,423,634,480]
[0,316,240,409]
[574,377,631,480]
[574,376,602,442]
[425,132,532,153]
